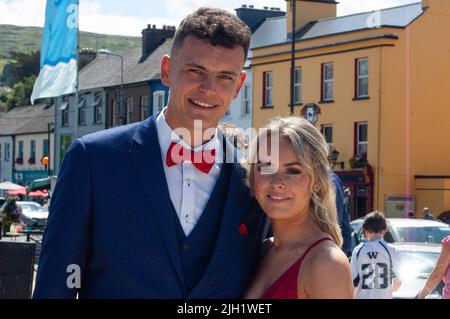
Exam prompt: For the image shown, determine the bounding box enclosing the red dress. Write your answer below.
[260,237,332,299]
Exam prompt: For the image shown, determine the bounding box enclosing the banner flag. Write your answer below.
[31,0,79,104]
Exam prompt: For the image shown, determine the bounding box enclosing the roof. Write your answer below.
[251,2,424,50]
[79,39,172,91]
[387,218,450,228]
[0,104,54,136]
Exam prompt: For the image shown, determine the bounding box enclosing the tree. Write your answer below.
[1,50,40,88]
[1,75,37,109]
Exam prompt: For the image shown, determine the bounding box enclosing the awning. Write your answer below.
[0,181,24,190]
[26,177,51,193]
[60,101,68,110]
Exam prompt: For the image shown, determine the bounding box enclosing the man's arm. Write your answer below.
[33,139,92,298]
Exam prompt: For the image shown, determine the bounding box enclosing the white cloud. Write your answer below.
[0,0,421,36]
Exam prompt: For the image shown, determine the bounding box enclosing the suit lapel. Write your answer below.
[128,114,186,293]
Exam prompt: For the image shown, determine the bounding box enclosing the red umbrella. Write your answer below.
[27,190,48,198]
[6,187,26,196]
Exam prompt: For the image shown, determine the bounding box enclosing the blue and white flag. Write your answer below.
[31,0,79,104]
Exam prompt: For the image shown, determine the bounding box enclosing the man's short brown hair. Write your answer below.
[171,7,252,61]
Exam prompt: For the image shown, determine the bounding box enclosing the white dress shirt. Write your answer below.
[156,108,223,236]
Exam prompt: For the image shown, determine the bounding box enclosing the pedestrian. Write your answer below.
[418,235,450,299]
[351,211,402,299]
[244,117,354,299]
[407,210,415,219]
[34,7,265,298]
[423,207,435,220]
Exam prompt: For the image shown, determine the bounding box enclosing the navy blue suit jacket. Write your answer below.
[33,115,265,298]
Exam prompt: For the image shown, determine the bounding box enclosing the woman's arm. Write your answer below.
[418,241,450,298]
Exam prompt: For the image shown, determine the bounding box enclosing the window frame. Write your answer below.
[241,83,251,117]
[356,122,368,157]
[294,67,302,104]
[321,124,333,151]
[356,58,369,98]
[263,71,273,107]
[140,95,149,120]
[322,63,334,102]
[153,91,165,114]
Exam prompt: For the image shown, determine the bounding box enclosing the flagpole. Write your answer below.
[74,0,79,140]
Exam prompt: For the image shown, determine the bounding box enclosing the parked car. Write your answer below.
[16,201,48,229]
[351,218,450,247]
[393,243,443,299]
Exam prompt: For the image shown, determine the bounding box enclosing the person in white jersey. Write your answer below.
[351,211,402,299]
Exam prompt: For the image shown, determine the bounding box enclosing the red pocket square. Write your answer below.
[238,223,249,235]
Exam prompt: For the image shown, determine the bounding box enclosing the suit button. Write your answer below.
[182,244,190,252]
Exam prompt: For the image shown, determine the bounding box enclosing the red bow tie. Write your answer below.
[166,142,216,174]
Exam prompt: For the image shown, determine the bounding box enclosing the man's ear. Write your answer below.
[161,55,171,87]
[232,70,247,99]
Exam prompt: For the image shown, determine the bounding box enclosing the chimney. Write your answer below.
[286,0,337,36]
[78,48,97,71]
[235,5,286,32]
[141,24,176,58]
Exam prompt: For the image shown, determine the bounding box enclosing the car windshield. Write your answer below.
[18,203,45,212]
[395,226,450,244]
[398,251,439,279]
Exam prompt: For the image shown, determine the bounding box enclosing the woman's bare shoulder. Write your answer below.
[300,240,354,298]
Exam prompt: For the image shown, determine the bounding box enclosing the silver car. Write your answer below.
[394,243,443,299]
[16,201,49,228]
[351,218,450,245]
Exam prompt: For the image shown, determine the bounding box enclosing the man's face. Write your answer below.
[161,35,246,135]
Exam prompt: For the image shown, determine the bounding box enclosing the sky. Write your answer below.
[0,0,419,36]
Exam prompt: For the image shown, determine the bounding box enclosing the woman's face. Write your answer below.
[253,137,313,221]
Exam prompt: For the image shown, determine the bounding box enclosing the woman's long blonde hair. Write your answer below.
[246,116,343,247]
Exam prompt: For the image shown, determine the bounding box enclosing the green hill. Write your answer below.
[0,24,141,73]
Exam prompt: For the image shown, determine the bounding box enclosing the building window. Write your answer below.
[0,144,2,161]
[61,97,69,127]
[126,97,134,124]
[18,141,24,159]
[140,95,149,120]
[294,67,302,104]
[322,63,334,101]
[356,58,369,98]
[321,124,333,151]
[241,84,251,117]
[153,91,165,114]
[4,143,10,162]
[78,96,86,125]
[112,99,119,127]
[30,140,36,159]
[93,93,103,124]
[263,71,273,107]
[356,122,368,156]
[43,139,49,157]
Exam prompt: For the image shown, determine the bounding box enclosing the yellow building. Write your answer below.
[251,0,450,220]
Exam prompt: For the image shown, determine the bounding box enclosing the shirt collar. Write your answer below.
[156,107,223,161]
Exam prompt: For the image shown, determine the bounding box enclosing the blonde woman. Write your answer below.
[244,117,353,299]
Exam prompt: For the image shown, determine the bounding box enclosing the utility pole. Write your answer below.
[290,0,297,116]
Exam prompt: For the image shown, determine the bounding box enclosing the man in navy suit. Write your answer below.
[33,8,265,298]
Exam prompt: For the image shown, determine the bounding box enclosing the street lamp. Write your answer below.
[98,49,125,125]
[329,147,345,170]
